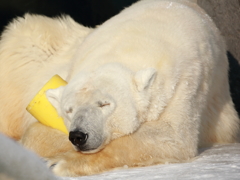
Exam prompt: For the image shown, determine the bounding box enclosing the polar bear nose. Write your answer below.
[69,131,88,147]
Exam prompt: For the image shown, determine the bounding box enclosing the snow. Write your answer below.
[60,144,240,180]
[0,134,240,180]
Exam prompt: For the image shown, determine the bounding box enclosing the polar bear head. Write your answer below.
[46,63,156,153]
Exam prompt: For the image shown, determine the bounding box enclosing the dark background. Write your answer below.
[0,0,136,33]
[0,0,240,116]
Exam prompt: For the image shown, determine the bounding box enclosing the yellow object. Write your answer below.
[26,75,68,134]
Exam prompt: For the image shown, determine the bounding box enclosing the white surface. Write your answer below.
[60,144,240,180]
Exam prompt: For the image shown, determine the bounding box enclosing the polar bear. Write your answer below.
[0,0,239,177]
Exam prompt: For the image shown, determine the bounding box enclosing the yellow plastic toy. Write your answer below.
[26,75,68,134]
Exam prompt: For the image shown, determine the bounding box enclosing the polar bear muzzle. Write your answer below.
[69,106,106,153]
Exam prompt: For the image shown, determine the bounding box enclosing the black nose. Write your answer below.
[69,131,88,147]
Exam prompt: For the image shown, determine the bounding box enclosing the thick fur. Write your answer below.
[0,0,239,177]
[0,14,92,139]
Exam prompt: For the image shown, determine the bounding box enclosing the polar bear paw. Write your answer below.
[45,152,83,177]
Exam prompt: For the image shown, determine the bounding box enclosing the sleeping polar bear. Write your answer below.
[0,0,239,177]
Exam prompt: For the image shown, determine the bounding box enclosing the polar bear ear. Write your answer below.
[46,86,64,111]
[134,68,157,92]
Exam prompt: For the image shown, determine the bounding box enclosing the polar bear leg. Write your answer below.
[44,124,195,176]
[23,120,196,176]
[20,122,72,158]
[200,85,239,146]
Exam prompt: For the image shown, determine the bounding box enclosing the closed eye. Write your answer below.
[66,107,73,114]
[98,101,110,108]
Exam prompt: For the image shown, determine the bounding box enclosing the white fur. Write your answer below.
[47,0,239,153]
[0,0,239,166]
[0,14,92,136]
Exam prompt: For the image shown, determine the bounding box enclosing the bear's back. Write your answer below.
[70,0,225,79]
